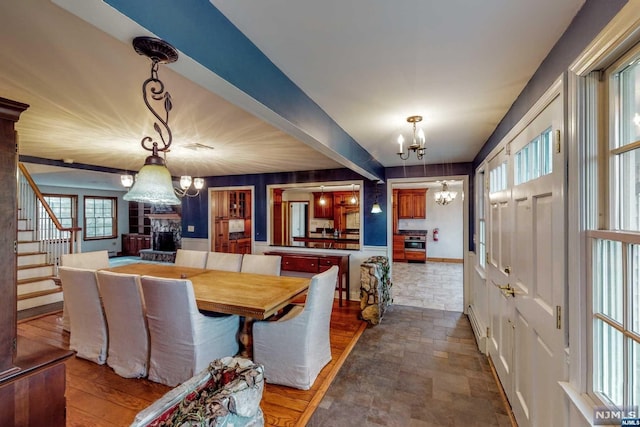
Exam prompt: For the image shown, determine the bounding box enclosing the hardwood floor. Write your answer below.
[17,300,366,427]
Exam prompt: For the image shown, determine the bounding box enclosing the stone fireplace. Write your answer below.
[154,231,176,252]
[139,207,182,263]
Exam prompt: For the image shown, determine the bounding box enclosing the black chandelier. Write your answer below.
[123,37,203,205]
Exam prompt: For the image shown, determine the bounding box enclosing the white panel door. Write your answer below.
[487,147,515,388]
[487,91,566,427]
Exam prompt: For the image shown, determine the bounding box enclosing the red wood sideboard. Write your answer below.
[265,251,350,306]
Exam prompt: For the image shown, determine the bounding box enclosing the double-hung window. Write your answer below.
[84,196,117,240]
[39,194,77,240]
[588,45,640,410]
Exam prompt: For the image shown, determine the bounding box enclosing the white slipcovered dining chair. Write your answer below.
[96,271,149,378]
[240,254,281,276]
[252,265,338,390]
[205,251,243,272]
[59,250,110,331]
[174,249,208,268]
[58,266,108,364]
[140,276,240,387]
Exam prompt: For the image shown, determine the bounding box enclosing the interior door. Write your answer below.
[486,147,515,392]
[487,92,566,427]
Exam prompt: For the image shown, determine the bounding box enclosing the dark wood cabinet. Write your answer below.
[398,189,427,219]
[214,219,229,252]
[313,192,333,219]
[128,202,151,235]
[266,251,350,306]
[212,190,252,254]
[0,338,72,427]
[237,237,251,254]
[0,98,73,426]
[393,234,405,261]
[272,189,284,246]
[229,190,250,219]
[213,191,229,220]
[122,233,151,256]
[392,189,399,233]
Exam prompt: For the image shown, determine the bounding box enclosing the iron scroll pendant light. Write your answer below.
[124,36,182,206]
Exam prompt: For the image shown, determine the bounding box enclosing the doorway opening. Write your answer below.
[390,179,465,312]
[289,202,308,247]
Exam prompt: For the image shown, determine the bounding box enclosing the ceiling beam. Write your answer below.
[54,0,385,181]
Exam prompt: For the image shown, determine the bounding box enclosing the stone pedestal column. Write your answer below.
[359,256,392,325]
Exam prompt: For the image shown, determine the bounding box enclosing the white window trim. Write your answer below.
[566,1,640,419]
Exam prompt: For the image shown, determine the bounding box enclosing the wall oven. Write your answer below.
[404,235,426,251]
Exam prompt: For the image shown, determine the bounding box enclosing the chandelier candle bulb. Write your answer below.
[193,178,205,190]
[180,176,192,190]
[397,115,426,160]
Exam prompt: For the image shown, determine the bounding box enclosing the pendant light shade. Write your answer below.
[371,181,382,214]
[123,157,181,205]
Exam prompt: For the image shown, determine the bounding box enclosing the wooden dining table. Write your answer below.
[104,263,311,357]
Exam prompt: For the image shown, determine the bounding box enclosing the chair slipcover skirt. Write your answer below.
[253,266,338,390]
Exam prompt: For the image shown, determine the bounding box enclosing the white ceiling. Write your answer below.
[1,0,585,189]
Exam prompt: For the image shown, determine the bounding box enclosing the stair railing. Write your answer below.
[17,163,82,268]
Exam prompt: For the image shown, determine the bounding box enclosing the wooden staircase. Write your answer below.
[16,218,62,312]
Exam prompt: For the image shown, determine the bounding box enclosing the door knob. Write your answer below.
[498,284,515,297]
[491,280,516,297]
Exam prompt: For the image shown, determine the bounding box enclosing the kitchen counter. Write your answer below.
[397,229,428,236]
[292,236,359,250]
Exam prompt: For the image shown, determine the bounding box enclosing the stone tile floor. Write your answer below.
[391,261,464,312]
[309,305,512,427]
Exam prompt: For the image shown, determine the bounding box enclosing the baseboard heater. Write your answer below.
[467,304,487,354]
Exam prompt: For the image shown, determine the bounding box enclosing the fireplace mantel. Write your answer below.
[147,213,181,220]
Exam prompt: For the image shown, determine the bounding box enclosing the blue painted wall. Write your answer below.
[181,168,389,246]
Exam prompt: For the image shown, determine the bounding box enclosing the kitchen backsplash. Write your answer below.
[398,218,428,230]
[229,219,245,233]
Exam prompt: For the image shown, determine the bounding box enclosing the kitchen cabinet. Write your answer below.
[393,234,405,262]
[392,189,399,234]
[237,237,251,254]
[272,189,284,246]
[398,189,427,219]
[214,219,229,252]
[313,192,333,219]
[211,189,252,254]
[229,190,250,219]
[213,191,229,219]
[333,191,358,206]
[405,250,427,262]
